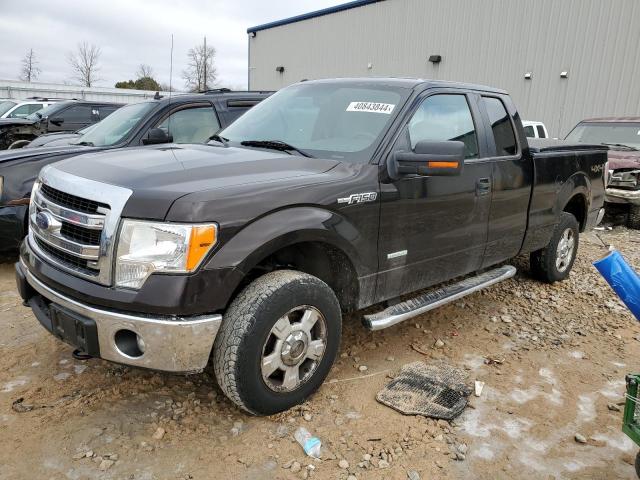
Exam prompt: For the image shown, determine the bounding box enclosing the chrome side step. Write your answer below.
[363,265,516,331]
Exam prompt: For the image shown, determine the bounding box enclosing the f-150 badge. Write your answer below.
[337,192,378,205]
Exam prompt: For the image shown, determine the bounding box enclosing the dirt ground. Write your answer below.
[1,227,639,480]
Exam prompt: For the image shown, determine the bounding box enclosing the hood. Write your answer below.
[0,117,37,128]
[608,149,640,170]
[27,132,81,148]
[0,144,89,164]
[52,144,340,219]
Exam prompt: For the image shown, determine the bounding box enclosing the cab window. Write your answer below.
[524,125,535,138]
[482,97,517,156]
[406,94,478,159]
[156,106,221,143]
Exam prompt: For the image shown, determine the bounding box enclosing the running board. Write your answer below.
[363,265,516,331]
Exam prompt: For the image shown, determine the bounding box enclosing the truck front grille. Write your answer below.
[30,183,107,279]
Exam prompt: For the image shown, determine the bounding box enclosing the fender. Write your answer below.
[204,206,370,277]
[555,171,590,227]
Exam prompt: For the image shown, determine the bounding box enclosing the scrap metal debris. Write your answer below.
[376,362,472,420]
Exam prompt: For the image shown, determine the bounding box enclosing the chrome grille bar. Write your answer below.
[33,189,105,229]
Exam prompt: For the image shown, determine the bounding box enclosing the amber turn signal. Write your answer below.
[187,224,217,270]
[427,161,459,169]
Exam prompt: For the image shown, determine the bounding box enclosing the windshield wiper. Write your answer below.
[240,140,314,158]
[601,142,639,151]
[209,133,229,146]
[72,141,94,147]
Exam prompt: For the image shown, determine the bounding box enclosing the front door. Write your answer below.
[376,91,493,301]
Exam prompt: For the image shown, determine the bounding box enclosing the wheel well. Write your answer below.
[237,242,359,312]
[563,194,587,231]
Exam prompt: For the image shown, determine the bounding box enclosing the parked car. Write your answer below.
[565,117,640,227]
[0,98,60,120]
[15,78,607,415]
[0,100,122,150]
[0,90,271,251]
[25,124,96,148]
[522,120,549,139]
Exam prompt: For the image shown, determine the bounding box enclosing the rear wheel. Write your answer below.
[628,204,640,230]
[213,270,341,415]
[530,212,579,283]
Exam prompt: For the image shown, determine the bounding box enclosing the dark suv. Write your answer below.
[0,90,271,251]
[0,100,122,150]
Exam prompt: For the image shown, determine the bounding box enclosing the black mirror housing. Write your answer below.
[143,128,173,145]
[392,140,465,177]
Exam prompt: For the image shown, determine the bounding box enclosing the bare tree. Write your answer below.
[20,48,41,82]
[68,42,102,87]
[136,64,153,79]
[182,37,217,92]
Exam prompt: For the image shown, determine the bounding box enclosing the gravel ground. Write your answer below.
[1,227,639,479]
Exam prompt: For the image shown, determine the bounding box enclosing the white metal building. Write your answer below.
[247,0,640,137]
[0,79,170,104]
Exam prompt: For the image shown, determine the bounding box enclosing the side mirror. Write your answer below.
[392,140,464,177]
[49,117,64,126]
[143,128,173,145]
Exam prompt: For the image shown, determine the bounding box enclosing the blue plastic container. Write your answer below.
[593,250,640,321]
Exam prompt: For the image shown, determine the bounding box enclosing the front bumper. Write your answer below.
[606,187,640,205]
[16,259,222,373]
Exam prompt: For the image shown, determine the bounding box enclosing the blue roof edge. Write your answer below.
[247,0,383,33]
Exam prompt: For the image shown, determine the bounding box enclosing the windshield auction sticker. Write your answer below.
[346,102,395,114]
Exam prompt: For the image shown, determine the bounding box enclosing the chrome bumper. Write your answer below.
[606,187,640,205]
[22,260,221,373]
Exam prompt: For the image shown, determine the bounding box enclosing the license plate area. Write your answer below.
[49,304,100,356]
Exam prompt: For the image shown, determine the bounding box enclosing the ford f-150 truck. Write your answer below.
[15,78,607,415]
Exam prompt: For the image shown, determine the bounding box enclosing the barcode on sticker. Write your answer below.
[346,102,395,114]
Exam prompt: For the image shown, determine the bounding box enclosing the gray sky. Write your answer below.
[0,0,343,90]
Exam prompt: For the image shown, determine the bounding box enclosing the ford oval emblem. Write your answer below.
[36,212,54,231]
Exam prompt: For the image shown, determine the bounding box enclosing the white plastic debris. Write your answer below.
[294,426,321,458]
[474,380,485,397]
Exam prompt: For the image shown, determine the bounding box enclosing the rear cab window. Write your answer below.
[482,96,518,156]
[524,125,535,138]
[536,125,546,138]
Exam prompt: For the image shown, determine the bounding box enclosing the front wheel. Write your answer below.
[530,212,579,283]
[213,270,341,415]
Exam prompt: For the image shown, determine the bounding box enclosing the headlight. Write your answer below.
[115,219,217,289]
[609,170,640,189]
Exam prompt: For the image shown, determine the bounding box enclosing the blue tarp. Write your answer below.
[594,250,640,321]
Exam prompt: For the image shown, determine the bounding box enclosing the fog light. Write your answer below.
[114,329,145,358]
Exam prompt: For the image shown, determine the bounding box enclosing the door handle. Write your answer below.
[476,177,491,196]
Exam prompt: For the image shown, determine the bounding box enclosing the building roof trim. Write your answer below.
[247,0,383,33]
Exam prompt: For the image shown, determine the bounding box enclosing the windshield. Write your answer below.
[26,102,64,120]
[72,101,156,147]
[565,122,640,149]
[0,101,17,116]
[219,82,408,162]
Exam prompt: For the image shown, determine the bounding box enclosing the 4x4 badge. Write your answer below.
[337,192,378,205]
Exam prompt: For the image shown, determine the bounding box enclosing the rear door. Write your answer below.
[479,95,534,267]
[376,89,493,300]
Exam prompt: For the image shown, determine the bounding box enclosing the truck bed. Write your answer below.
[527,138,607,153]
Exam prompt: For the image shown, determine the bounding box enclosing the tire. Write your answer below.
[635,450,640,478]
[530,212,579,283]
[628,205,640,230]
[213,270,341,415]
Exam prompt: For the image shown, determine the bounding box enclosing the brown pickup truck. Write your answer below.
[565,117,640,228]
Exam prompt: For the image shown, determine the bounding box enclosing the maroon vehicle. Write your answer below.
[565,117,640,228]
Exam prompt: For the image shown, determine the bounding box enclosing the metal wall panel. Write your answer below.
[249,0,640,137]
